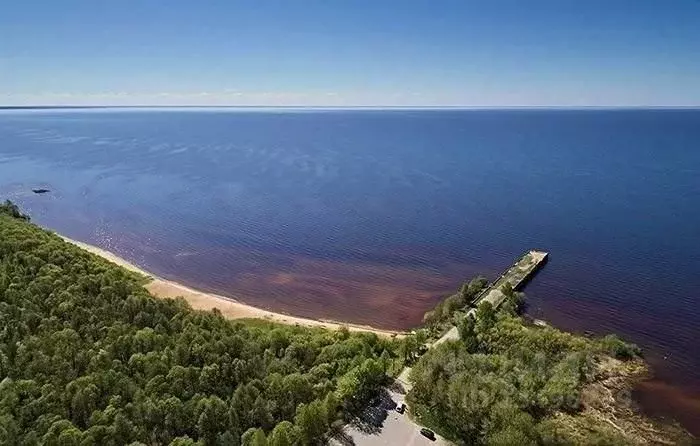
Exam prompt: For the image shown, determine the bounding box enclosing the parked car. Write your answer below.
[420,428,436,440]
[395,403,406,414]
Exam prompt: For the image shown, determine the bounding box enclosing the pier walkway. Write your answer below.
[402,250,549,385]
[434,250,548,346]
[334,250,548,446]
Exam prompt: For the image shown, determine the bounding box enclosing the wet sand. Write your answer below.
[60,235,403,338]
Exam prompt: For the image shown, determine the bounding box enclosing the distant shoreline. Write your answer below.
[59,234,403,338]
[3,105,700,111]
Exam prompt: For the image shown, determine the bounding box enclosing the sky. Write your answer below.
[1,0,699,107]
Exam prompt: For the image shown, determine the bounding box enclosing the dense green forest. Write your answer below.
[0,202,405,445]
[408,291,646,445]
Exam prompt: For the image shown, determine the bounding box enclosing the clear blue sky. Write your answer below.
[2,0,699,106]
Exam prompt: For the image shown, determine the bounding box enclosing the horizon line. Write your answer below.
[2,105,699,111]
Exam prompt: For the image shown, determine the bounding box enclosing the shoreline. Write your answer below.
[59,235,404,338]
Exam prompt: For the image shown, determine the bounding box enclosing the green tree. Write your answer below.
[465,276,488,298]
[0,414,19,445]
[475,301,496,334]
[598,334,640,360]
[268,421,299,446]
[241,427,266,446]
[57,427,83,446]
[169,436,197,446]
[485,401,538,445]
[294,400,328,444]
[322,392,339,425]
[67,380,100,429]
[501,282,515,297]
[457,314,478,353]
[113,412,136,445]
[197,396,229,445]
[399,335,419,364]
[379,349,391,374]
[250,396,274,431]
[42,419,79,446]
[414,329,428,348]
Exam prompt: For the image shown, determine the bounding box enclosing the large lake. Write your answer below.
[1,108,699,430]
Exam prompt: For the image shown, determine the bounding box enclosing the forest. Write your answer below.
[0,202,406,445]
[408,289,647,445]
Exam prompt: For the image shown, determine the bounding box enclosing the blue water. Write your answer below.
[1,108,699,427]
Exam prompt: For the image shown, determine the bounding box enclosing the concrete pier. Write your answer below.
[469,250,549,310]
[434,250,549,346]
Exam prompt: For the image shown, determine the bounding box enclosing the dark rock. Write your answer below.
[32,189,50,194]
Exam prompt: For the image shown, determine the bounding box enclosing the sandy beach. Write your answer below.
[60,235,403,337]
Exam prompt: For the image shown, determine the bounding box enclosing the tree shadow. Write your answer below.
[388,379,407,395]
[348,387,397,434]
[329,427,356,446]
